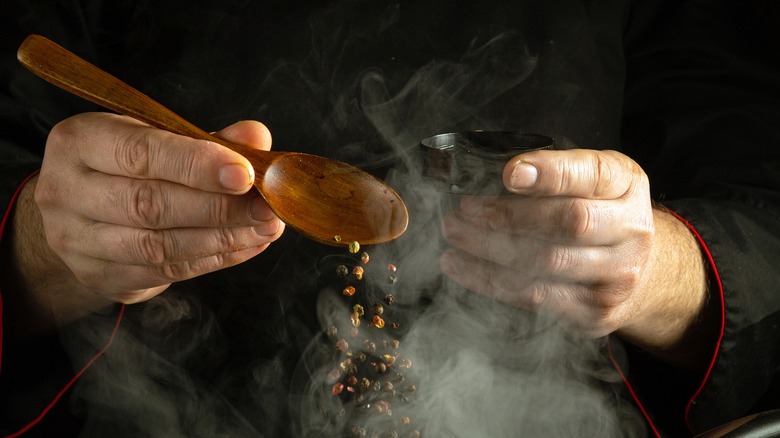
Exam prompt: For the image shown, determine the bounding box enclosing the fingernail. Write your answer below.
[249,196,275,222]
[509,162,538,190]
[219,163,252,191]
[253,219,281,237]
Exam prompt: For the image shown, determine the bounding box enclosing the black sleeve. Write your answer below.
[0,1,115,434]
[620,0,780,434]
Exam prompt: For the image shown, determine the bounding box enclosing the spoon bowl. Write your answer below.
[17,34,408,246]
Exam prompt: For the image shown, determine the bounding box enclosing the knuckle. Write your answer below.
[540,246,575,275]
[135,229,168,265]
[216,227,239,251]
[128,181,166,228]
[159,261,191,282]
[562,199,598,240]
[115,129,152,177]
[208,195,232,226]
[529,283,553,308]
[48,117,82,147]
[592,154,615,198]
[486,202,511,230]
[34,175,63,208]
[44,227,69,254]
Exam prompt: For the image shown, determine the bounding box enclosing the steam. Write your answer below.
[31,1,648,437]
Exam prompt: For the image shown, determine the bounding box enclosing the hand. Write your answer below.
[440,149,713,367]
[5,113,284,333]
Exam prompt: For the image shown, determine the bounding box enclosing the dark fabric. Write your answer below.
[0,0,778,436]
[620,0,780,434]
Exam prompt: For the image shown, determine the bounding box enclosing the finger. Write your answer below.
[441,212,611,282]
[212,120,273,151]
[58,113,255,194]
[439,248,606,336]
[439,247,564,311]
[69,171,278,229]
[503,149,646,200]
[67,220,283,266]
[454,195,624,245]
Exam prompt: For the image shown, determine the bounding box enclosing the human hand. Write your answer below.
[31,113,284,305]
[439,149,710,359]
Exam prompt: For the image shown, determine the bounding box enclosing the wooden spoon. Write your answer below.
[17,34,408,247]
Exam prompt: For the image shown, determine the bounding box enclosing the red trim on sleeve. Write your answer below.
[0,169,40,373]
[666,211,726,433]
[607,338,662,437]
[4,304,125,438]
[607,209,726,437]
[1,170,126,436]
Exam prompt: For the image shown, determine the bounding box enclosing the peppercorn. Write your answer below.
[336,264,349,277]
[353,266,364,280]
[372,315,385,328]
[372,303,384,316]
[349,241,360,253]
[343,285,356,297]
[361,252,370,264]
[384,294,395,305]
[336,339,349,351]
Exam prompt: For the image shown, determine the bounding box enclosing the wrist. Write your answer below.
[1,176,113,339]
[616,208,717,370]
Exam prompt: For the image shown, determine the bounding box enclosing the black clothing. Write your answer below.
[1,0,779,436]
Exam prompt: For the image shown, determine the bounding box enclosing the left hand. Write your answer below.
[440,149,656,337]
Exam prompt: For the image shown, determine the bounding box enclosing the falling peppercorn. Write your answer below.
[336,264,349,277]
[361,252,370,264]
[343,285,356,297]
[349,241,360,253]
[353,266,364,280]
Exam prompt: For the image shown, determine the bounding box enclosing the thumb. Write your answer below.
[502,149,645,200]
[213,120,273,151]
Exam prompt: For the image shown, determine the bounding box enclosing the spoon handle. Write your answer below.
[17,35,260,159]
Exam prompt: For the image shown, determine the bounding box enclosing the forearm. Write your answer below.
[1,176,114,339]
[616,207,719,371]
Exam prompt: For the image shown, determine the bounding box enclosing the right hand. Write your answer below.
[34,112,284,304]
